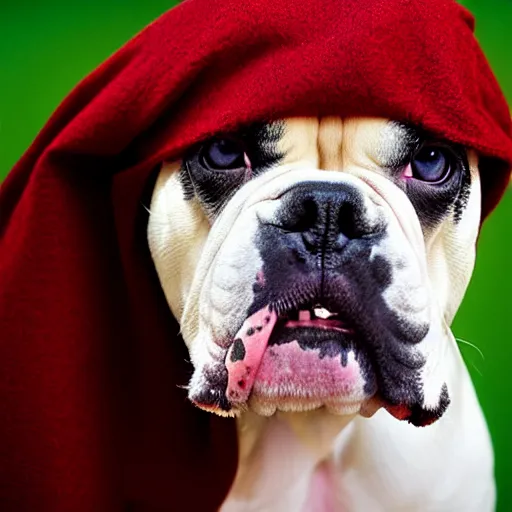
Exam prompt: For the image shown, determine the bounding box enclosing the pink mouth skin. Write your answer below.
[224,305,365,409]
[225,306,278,405]
[252,340,365,403]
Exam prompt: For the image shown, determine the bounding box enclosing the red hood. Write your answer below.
[0,0,511,509]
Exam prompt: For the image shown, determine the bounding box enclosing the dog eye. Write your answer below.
[199,138,248,170]
[406,145,452,183]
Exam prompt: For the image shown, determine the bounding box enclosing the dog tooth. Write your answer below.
[313,307,332,319]
[299,310,311,321]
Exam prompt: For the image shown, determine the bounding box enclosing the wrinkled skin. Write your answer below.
[148,117,494,511]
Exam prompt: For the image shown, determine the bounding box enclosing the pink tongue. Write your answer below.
[225,306,278,405]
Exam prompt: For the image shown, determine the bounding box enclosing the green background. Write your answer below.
[1,0,511,509]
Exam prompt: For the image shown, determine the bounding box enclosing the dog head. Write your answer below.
[148,117,480,427]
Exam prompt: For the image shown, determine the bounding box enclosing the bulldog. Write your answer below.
[147,117,494,511]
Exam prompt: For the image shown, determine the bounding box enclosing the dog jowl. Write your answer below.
[148,117,478,427]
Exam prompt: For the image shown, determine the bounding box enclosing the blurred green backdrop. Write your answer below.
[1,0,511,509]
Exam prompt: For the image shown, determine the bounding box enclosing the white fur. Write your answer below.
[148,117,493,511]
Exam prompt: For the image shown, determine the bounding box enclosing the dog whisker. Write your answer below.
[141,202,173,224]
[469,362,483,378]
[455,337,485,361]
[456,337,484,377]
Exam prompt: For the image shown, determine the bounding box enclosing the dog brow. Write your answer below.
[378,121,421,169]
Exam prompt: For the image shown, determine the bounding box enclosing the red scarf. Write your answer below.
[1,0,511,510]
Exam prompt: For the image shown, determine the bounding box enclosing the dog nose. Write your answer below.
[277,181,380,253]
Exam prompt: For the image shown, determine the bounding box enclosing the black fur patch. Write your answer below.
[190,364,231,411]
[230,339,246,362]
[180,121,285,217]
[407,384,451,427]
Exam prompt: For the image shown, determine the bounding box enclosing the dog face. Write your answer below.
[148,117,481,426]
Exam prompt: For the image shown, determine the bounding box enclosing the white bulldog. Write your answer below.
[148,117,494,511]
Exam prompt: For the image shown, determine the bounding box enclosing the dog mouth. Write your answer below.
[224,301,377,415]
[193,291,449,427]
[267,305,364,367]
[279,306,355,334]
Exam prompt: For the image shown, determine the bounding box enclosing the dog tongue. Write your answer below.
[225,306,278,405]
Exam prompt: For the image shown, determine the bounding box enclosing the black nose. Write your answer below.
[276,181,381,253]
